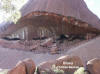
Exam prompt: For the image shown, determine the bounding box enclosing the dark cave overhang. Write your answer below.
[0,11,100,40]
[20,11,100,34]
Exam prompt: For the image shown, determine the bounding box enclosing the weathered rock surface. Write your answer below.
[23,59,36,74]
[50,44,59,54]
[85,33,96,40]
[55,55,83,74]
[21,0,100,30]
[38,55,83,74]
[0,0,100,40]
[87,58,100,74]
[8,61,26,74]
[8,59,36,74]
[38,60,56,74]
[40,38,53,47]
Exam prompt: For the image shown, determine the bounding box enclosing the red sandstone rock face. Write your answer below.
[55,55,83,74]
[0,0,100,40]
[85,33,96,40]
[23,59,36,74]
[87,58,100,74]
[50,44,59,54]
[8,59,36,74]
[21,0,100,29]
[8,61,26,74]
[40,38,53,47]
[38,60,56,74]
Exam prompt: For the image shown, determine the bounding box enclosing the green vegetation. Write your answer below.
[51,64,64,74]
[0,69,9,74]
[34,67,38,74]
[74,67,85,74]
[41,71,47,74]
[0,0,28,23]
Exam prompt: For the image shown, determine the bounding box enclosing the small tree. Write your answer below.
[0,0,28,23]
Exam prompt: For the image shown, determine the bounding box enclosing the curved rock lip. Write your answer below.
[0,0,100,38]
[20,0,100,29]
[1,11,100,39]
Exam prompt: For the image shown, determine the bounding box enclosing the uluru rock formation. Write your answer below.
[21,0,100,27]
[0,0,100,40]
[0,0,100,74]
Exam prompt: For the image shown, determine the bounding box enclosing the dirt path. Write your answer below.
[0,46,64,69]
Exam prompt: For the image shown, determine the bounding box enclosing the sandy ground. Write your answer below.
[0,36,100,69]
[0,46,64,69]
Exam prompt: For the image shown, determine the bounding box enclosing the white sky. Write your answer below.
[84,0,100,18]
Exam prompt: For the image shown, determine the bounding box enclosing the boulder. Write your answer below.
[38,55,83,74]
[41,38,53,47]
[85,33,96,40]
[87,58,100,74]
[55,55,83,74]
[50,47,59,54]
[30,44,39,51]
[8,59,36,74]
[50,44,59,54]
[8,61,26,74]
[38,60,56,74]
[23,59,36,74]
